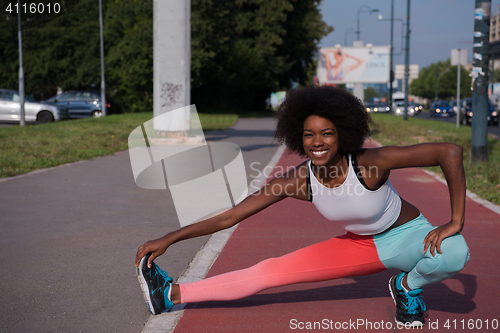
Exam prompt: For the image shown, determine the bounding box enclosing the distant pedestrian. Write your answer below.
[136,85,469,327]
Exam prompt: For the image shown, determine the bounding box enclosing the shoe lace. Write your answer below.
[405,293,426,315]
[151,263,173,286]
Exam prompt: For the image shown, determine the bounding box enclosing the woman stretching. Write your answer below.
[135,85,469,327]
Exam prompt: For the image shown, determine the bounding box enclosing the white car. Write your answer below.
[0,89,69,123]
[393,102,416,117]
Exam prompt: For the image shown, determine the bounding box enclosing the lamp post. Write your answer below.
[403,0,411,120]
[99,0,106,117]
[17,0,25,126]
[344,28,356,46]
[357,5,379,41]
[434,66,451,101]
[379,10,406,112]
[378,0,395,112]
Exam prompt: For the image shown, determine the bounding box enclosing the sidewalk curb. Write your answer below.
[0,159,90,183]
[140,145,286,333]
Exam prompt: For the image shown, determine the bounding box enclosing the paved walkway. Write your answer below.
[0,117,280,333]
[151,143,500,333]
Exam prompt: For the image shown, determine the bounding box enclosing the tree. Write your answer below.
[0,0,154,112]
[410,59,472,100]
[0,0,331,113]
[493,68,500,83]
[191,0,333,111]
[364,87,379,101]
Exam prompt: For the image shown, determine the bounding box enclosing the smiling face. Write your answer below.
[302,115,342,167]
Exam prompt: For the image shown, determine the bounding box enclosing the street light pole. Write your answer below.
[99,0,106,117]
[17,0,25,126]
[390,0,394,112]
[378,2,399,112]
[344,28,356,46]
[435,65,439,100]
[403,0,411,120]
[357,6,379,41]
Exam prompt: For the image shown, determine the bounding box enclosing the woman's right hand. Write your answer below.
[135,236,170,268]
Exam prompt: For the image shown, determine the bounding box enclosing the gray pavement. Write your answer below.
[0,117,279,333]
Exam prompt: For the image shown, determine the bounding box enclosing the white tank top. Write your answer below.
[307,154,402,235]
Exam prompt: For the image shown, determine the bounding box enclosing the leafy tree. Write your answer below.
[364,86,379,101]
[494,68,500,83]
[410,59,471,100]
[0,0,331,113]
[0,0,154,112]
[191,0,333,111]
[104,0,153,113]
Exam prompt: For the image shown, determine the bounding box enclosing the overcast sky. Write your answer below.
[318,0,500,70]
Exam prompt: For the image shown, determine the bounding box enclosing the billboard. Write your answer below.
[317,46,390,84]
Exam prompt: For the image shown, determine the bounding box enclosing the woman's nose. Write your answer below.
[313,137,324,147]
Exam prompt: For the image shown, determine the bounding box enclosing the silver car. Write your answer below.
[393,101,416,117]
[0,89,69,123]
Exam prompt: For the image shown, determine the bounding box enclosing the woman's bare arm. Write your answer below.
[135,163,309,267]
[364,143,466,255]
[345,53,364,72]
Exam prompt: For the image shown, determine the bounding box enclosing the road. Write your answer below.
[0,117,280,333]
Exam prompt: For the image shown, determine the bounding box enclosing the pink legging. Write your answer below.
[179,214,469,304]
[179,233,385,304]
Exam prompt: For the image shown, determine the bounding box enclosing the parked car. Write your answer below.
[462,97,498,126]
[43,90,112,119]
[393,101,416,117]
[429,100,454,117]
[0,89,69,123]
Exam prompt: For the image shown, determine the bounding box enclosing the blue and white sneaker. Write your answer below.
[137,253,174,315]
[389,272,427,327]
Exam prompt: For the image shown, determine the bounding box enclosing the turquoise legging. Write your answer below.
[180,214,469,303]
[374,214,470,289]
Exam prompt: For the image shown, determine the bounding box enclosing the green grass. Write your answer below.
[370,113,500,204]
[0,112,241,178]
[2,111,498,205]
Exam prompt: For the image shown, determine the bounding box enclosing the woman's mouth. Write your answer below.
[311,149,329,157]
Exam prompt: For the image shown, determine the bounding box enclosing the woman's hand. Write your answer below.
[423,221,463,256]
[135,237,170,268]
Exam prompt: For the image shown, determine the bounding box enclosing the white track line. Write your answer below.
[140,145,286,333]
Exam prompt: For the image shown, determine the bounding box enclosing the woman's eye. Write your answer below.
[323,132,333,136]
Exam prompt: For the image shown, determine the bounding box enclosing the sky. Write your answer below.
[318,0,500,71]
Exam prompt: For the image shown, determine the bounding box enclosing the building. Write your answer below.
[490,4,500,70]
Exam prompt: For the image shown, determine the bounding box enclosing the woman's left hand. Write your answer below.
[423,221,463,256]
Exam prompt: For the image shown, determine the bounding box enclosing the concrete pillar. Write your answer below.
[352,41,364,102]
[153,0,191,131]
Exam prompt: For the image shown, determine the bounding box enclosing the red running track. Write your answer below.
[173,146,500,333]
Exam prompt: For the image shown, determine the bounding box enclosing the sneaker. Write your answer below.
[389,272,427,327]
[137,253,174,315]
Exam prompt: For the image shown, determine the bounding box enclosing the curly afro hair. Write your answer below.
[274,85,372,157]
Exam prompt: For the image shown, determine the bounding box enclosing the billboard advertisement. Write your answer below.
[317,46,390,84]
